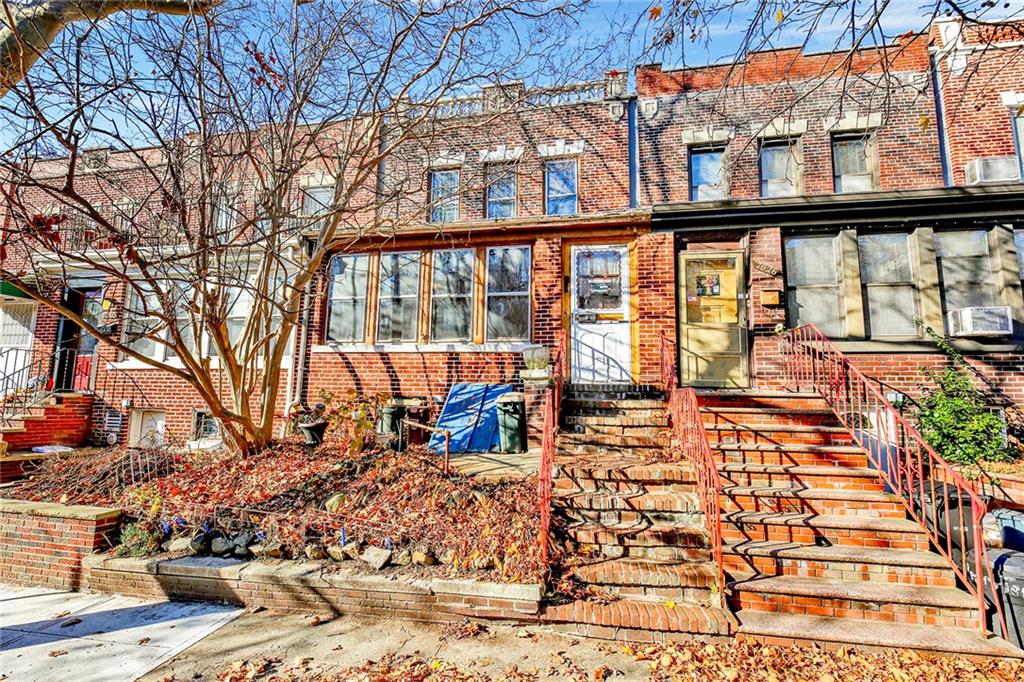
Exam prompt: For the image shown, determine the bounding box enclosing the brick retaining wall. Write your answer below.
[0,499,121,590]
[82,555,543,625]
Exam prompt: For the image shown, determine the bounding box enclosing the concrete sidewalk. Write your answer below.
[0,585,241,682]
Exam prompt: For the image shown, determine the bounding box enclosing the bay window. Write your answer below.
[784,234,844,337]
[857,232,919,337]
[326,254,369,342]
[431,249,474,341]
[485,246,531,341]
[377,252,421,342]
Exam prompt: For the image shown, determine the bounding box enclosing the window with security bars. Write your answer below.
[377,252,421,342]
[784,234,844,337]
[431,249,474,342]
[857,232,919,338]
[934,230,997,330]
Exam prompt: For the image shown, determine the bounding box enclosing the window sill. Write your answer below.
[108,357,293,370]
[312,342,531,354]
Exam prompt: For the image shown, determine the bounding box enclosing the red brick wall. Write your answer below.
[0,500,120,590]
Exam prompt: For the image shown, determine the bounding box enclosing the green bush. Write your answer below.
[115,522,162,557]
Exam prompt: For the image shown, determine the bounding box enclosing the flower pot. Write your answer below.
[297,419,329,445]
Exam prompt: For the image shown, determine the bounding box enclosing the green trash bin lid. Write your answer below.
[497,392,524,403]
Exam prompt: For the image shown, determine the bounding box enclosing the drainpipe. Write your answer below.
[282,239,314,436]
[628,97,639,208]
[930,52,953,187]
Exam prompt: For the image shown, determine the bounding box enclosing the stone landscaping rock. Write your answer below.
[412,550,436,566]
[392,549,412,566]
[326,544,348,562]
[304,544,326,560]
[190,533,210,555]
[233,532,253,550]
[324,492,346,514]
[359,546,392,570]
[341,541,362,560]
[249,541,283,558]
[210,536,233,556]
[167,536,193,553]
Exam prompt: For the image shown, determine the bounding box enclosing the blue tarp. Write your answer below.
[430,383,515,454]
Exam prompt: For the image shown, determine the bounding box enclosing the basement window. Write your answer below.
[192,410,221,442]
[128,409,165,448]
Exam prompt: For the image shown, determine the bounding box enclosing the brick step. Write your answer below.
[700,407,838,427]
[713,447,869,468]
[723,541,956,587]
[553,477,691,495]
[555,461,693,484]
[696,392,827,410]
[562,407,667,420]
[705,424,853,446]
[555,491,702,526]
[561,423,666,438]
[713,442,864,455]
[737,611,1023,659]
[728,576,978,628]
[721,511,930,550]
[558,433,667,449]
[541,599,735,640]
[559,444,668,458]
[564,399,665,411]
[572,559,718,605]
[566,522,708,549]
[566,386,665,401]
[563,414,669,428]
[718,463,880,490]
[719,486,907,518]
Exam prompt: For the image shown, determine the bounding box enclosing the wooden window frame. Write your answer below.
[484,245,532,342]
[325,253,370,343]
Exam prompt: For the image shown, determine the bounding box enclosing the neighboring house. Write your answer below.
[2,17,1023,448]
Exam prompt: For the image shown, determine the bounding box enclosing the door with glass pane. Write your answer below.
[0,301,36,394]
[677,252,748,387]
[570,245,632,383]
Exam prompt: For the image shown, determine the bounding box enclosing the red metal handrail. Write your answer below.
[779,324,1007,638]
[661,333,726,608]
[537,330,567,569]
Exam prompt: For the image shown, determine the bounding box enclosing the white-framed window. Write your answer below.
[123,283,163,359]
[832,133,877,193]
[689,146,727,200]
[485,246,531,341]
[0,301,35,348]
[302,185,334,229]
[545,159,578,216]
[1014,228,1024,284]
[326,254,369,342]
[128,409,165,448]
[377,252,421,342]
[430,249,474,342]
[192,410,221,442]
[211,188,237,244]
[1015,114,1024,177]
[784,234,844,337]
[934,230,997,327]
[760,139,800,197]
[485,165,516,219]
[857,232,919,337]
[429,169,459,223]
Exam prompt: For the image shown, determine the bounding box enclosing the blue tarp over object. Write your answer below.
[429,383,515,454]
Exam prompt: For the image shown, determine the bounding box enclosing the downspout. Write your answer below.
[282,240,314,436]
[930,52,953,187]
[628,96,639,208]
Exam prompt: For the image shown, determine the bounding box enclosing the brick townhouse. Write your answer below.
[1,17,1024,448]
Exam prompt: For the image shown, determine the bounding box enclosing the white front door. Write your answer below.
[570,245,632,383]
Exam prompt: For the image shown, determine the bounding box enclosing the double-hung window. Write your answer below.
[430,249,474,341]
[545,159,578,215]
[211,189,236,243]
[302,185,334,229]
[857,232,919,337]
[326,254,369,342]
[784,234,844,337]
[485,165,516,219]
[377,252,421,342]
[832,134,877,193]
[689,147,726,201]
[485,246,531,341]
[760,139,799,197]
[1016,115,1024,176]
[1015,228,1024,286]
[429,170,459,223]
[934,230,997,329]
[124,283,163,359]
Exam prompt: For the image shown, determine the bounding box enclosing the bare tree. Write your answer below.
[0,0,598,455]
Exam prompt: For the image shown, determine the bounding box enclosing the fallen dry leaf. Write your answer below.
[48,650,68,658]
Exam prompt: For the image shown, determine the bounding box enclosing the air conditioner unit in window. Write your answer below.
[965,156,1020,185]
[947,306,1013,337]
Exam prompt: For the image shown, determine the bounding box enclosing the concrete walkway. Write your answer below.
[0,584,242,682]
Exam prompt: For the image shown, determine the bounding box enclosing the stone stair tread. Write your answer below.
[720,485,896,503]
[697,390,822,399]
[718,463,876,477]
[706,423,849,434]
[724,511,922,533]
[713,442,865,454]
[565,399,665,409]
[728,575,976,609]
[542,599,735,635]
[723,540,949,568]
[573,558,717,588]
[736,611,1022,659]
[700,407,834,415]
[557,461,694,482]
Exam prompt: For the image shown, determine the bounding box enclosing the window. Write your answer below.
[935,230,997,326]
[0,302,35,348]
[211,189,236,243]
[430,249,474,341]
[1016,115,1024,175]
[485,165,516,219]
[129,409,165,448]
[689,147,726,201]
[124,284,162,359]
[1015,228,1024,282]
[857,232,919,337]
[760,139,799,197]
[784,235,844,337]
[377,252,421,342]
[326,254,369,342]
[485,246,530,341]
[832,134,876,193]
[192,410,221,442]
[302,185,333,229]
[545,160,578,215]
[430,170,459,223]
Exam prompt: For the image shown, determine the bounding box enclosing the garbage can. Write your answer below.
[912,481,991,564]
[496,392,526,454]
[967,547,1024,648]
[993,508,1024,552]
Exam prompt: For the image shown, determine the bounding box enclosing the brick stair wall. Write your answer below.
[0,393,94,451]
